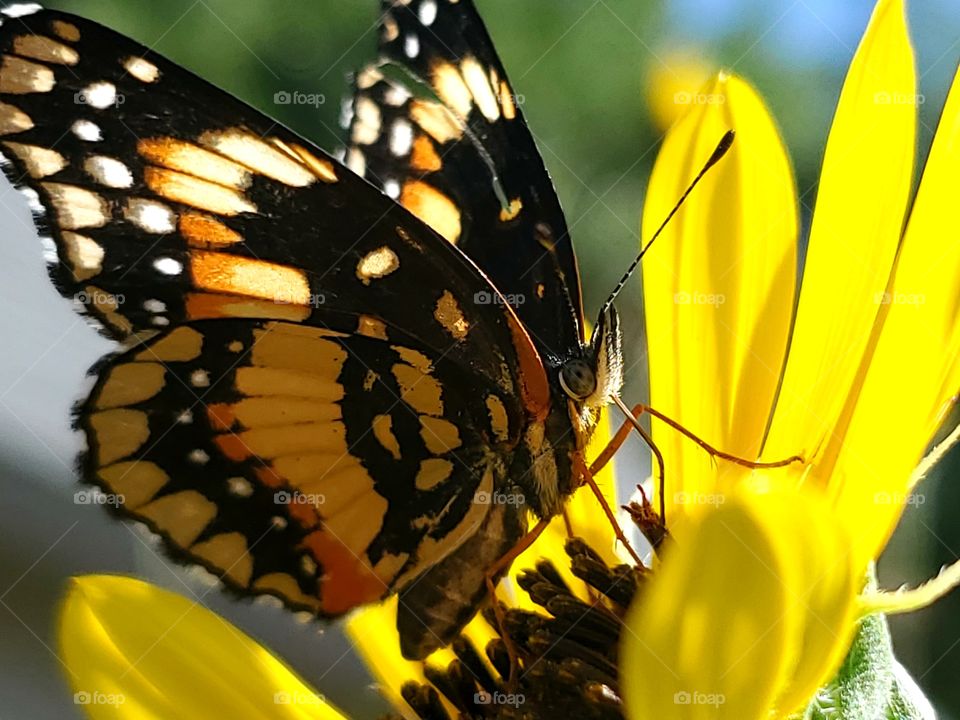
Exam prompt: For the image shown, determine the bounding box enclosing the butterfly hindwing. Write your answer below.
[345,0,585,357]
[83,318,512,616]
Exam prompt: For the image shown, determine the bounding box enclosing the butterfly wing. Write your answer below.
[0,5,546,620]
[83,319,511,617]
[344,0,585,358]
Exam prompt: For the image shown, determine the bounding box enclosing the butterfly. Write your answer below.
[0,0,623,658]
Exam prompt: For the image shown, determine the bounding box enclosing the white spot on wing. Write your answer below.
[84,155,133,189]
[384,179,400,199]
[143,299,166,313]
[389,119,413,157]
[153,257,183,275]
[190,369,210,388]
[71,120,102,142]
[39,235,57,263]
[384,84,411,107]
[2,4,43,18]
[352,97,381,145]
[20,186,44,215]
[189,449,210,465]
[80,82,117,110]
[123,56,160,83]
[419,0,438,26]
[227,477,254,498]
[125,199,176,234]
[404,34,420,59]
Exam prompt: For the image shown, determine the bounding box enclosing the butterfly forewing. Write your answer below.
[345,0,585,359]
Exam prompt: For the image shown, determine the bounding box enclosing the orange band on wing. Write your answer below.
[304,530,386,615]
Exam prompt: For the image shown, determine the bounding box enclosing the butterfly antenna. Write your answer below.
[600,130,735,315]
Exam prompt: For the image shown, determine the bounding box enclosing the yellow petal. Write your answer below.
[641,72,797,530]
[764,0,916,473]
[826,65,960,567]
[621,480,858,720]
[621,486,797,720]
[60,575,346,720]
[645,50,716,132]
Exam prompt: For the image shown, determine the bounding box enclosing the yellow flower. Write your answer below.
[624,0,960,717]
[60,575,347,719]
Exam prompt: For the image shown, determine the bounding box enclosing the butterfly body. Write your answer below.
[0,0,622,658]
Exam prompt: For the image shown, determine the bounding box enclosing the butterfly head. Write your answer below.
[560,304,623,422]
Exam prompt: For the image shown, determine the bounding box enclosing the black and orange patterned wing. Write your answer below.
[82,319,516,617]
[0,5,544,620]
[344,0,585,359]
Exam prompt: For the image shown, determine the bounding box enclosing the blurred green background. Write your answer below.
[0,0,958,717]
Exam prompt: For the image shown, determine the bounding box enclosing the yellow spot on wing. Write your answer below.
[189,251,311,305]
[252,573,321,612]
[139,137,251,189]
[61,232,104,281]
[235,367,344,401]
[3,141,65,177]
[199,128,316,187]
[432,61,473,119]
[486,394,510,443]
[51,20,81,42]
[357,314,388,340]
[272,454,369,506]
[216,422,347,461]
[41,183,108,229]
[392,362,443,416]
[392,346,432,372]
[210,398,340,429]
[419,416,462,454]
[322,490,388,557]
[185,293,311,322]
[401,181,461,244]
[123,56,160,83]
[97,461,169,509]
[138,491,217,547]
[276,141,338,184]
[191,532,253,587]
[0,55,55,93]
[410,99,463,144]
[12,35,78,65]
[145,167,256,216]
[372,414,402,460]
[356,246,400,284]
[95,362,166,409]
[89,409,150,465]
[415,458,453,490]
[499,81,517,120]
[249,327,347,374]
[0,101,33,134]
[135,326,204,362]
[434,290,469,340]
[460,56,500,122]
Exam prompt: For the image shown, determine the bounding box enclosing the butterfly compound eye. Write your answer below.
[559,358,597,400]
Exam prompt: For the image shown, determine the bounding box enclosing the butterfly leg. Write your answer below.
[595,400,667,522]
[572,455,646,568]
[484,516,552,689]
[612,397,804,470]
